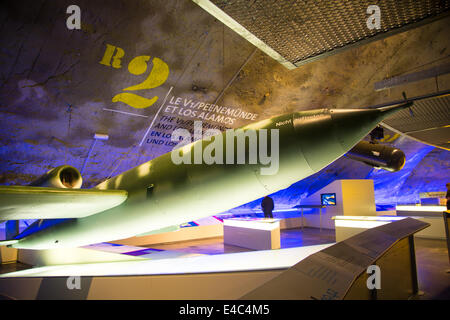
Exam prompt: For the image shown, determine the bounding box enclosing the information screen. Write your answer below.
[321,193,336,206]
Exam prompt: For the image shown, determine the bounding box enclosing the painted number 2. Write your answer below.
[100,44,170,109]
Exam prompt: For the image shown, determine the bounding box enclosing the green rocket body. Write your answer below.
[11,105,408,249]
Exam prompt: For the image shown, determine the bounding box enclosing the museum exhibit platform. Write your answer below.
[295,179,448,241]
[0,218,430,299]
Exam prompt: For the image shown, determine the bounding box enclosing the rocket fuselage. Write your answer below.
[12,105,407,249]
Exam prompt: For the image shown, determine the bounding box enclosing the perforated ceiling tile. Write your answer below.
[382,94,450,150]
[194,0,450,68]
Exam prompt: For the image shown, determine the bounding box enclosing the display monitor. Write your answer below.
[321,193,336,206]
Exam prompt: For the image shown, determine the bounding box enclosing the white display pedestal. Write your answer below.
[333,216,407,242]
[333,215,447,242]
[223,218,281,250]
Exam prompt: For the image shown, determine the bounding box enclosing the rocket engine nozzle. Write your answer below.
[29,165,83,189]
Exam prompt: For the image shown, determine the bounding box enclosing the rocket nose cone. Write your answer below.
[331,102,412,151]
[388,148,406,172]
